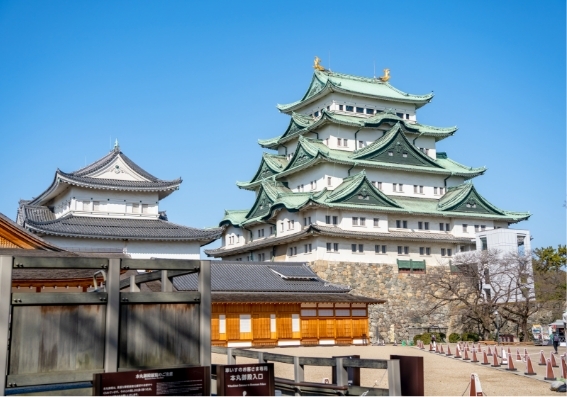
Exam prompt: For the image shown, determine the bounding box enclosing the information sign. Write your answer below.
[217,363,275,396]
[93,366,210,396]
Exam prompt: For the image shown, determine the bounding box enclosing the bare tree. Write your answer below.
[412,249,538,340]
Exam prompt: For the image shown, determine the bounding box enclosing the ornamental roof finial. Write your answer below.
[313,56,325,71]
[378,68,390,82]
[114,139,120,151]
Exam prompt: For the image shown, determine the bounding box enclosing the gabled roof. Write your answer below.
[29,146,182,205]
[20,206,223,244]
[239,136,486,190]
[0,212,63,251]
[238,153,289,187]
[222,171,530,228]
[277,70,434,114]
[258,110,457,149]
[437,183,530,220]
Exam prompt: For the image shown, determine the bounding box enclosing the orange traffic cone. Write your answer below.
[446,344,453,356]
[481,350,490,365]
[463,348,470,361]
[506,353,517,371]
[455,345,462,359]
[524,354,536,375]
[435,343,440,353]
[486,346,493,356]
[469,373,483,396]
[491,350,500,367]
[429,342,434,351]
[471,349,479,363]
[516,348,522,361]
[440,344,445,354]
[544,359,556,381]
[523,348,528,358]
[550,352,558,368]
[501,349,508,365]
[538,350,546,365]
[560,355,567,379]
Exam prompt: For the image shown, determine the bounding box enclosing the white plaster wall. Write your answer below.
[52,186,159,219]
[475,228,530,254]
[224,225,244,247]
[42,236,201,259]
[452,218,495,237]
[297,92,416,121]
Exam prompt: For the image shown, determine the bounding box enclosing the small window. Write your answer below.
[360,217,366,226]
[142,204,149,214]
[434,187,438,195]
[326,242,332,252]
[366,108,374,114]
[414,185,418,193]
[280,222,284,232]
[397,246,403,255]
[93,201,100,211]
[132,203,140,213]
[404,246,409,255]
[314,111,319,117]
[402,152,408,158]
[332,216,338,225]
[356,107,364,114]
[481,225,486,231]
[377,182,382,190]
[403,220,407,228]
[399,184,403,192]
[405,114,410,119]
[381,245,386,254]
[424,222,429,230]
[447,249,452,257]
[474,225,479,232]
[333,243,339,252]
[396,220,401,228]
[426,247,431,255]
[290,220,295,229]
[337,138,342,146]
[419,186,423,194]
[445,223,450,231]
[375,245,380,254]
[358,244,364,252]
[396,112,403,118]
[339,105,344,111]
[388,151,394,156]
[327,176,332,186]
[351,244,357,253]
[393,183,397,191]
[345,105,354,112]
[480,237,488,251]
[358,140,364,148]
[373,218,379,227]
[352,217,359,226]
[439,223,444,231]
[441,248,446,256]
[343,139,348,146]
[418,221,423,230]
[325,215,331,224]
[440,187,445,195]
[463,224,468,232]
[419,247,424,255]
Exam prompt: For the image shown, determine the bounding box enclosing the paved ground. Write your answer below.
[212,343,566,396]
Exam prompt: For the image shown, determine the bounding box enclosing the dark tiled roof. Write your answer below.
[71,148,160,181]
[58,171,181,191]
[22,206,56,223]
[211,292,383,304]
[268,264,317,278]
[205,224,472,256]
[23,211,223,242]
[173,262,350,293]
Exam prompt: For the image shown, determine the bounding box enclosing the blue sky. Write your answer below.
[0,1,565,255]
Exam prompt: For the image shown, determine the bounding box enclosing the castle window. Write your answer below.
[326,242,332,252]
[358,140,364,148]
[337,138,342,146]
[405,114,410,119]
[343,138,348,146]
[397,246,409,255]
[304,244,312,253]
[434,187,438,195]
[289,247,297,256]
[366,108,374,114]
[424,222,429,230]
[339,105,344,111]
[93,201,100,211]
[375,244,386,254]
[356,107,364,114]
[481,225,486,231]
[142,204,149,214]
[314,111,319,117]
[388,151,393,156]
[418,221,423,230]
[474,225,479,232]
[396,112,403,118]
[463,224,468,233]
[352,217,359,226]
[402,152,408,158]
[441,248,446,256]
[333,216,338,225]
[396,220,408,229]
[346,105,354,112]
[373,218,379,227]
[326,215,331,224]
[280,222,284,232]
[360,217,366,226]
[334,243,339,251]
[304,217,311,226]
[327,177,332,186]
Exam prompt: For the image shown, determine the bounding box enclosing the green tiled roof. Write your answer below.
[258,109,456,149]
[238,153,289,187]
[222,171,530,228]
[277,70,434,113]
[220,210,249,227]
[240,135,486,190]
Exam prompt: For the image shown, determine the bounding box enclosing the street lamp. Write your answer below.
[494,310,500,346]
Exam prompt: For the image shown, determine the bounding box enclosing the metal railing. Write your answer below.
[212,346,401,396]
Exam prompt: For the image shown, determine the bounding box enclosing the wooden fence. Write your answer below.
[212,346,401,396]
[0,254,211,396]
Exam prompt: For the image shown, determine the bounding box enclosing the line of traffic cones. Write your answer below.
[544,359,556,381]
[524,354,536,375]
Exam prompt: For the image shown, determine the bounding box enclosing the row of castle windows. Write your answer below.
[312,106,411,120]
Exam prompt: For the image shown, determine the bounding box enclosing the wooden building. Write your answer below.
[171,262,383,347]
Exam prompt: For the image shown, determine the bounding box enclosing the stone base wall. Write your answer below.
[309,260,452,343]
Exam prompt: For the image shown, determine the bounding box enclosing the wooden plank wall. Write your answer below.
[119,303,200,369]
[211,303,369,346]
[9,305,106,375]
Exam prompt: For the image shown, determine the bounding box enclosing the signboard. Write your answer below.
[93,366,210,396]
[216,363,275,396]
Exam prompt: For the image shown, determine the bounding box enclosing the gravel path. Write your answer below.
[212,344,565,396]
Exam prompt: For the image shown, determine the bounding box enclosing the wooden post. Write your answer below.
[199,261,211,367]
[0,256,13,395]
[161,270,173,292]
[387,359,401,396]
[104,258,120,373]
[334,357,348,387]
[129,275,140,292]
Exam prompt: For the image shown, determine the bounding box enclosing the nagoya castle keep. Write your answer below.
[207,58,531,340]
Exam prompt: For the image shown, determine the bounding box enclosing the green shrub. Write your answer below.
[449,333,461,343]
[461,332,480,342]
[420,332,432,345]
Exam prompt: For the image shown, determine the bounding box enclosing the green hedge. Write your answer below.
[449,333,461,343]
[461,332,480,342]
